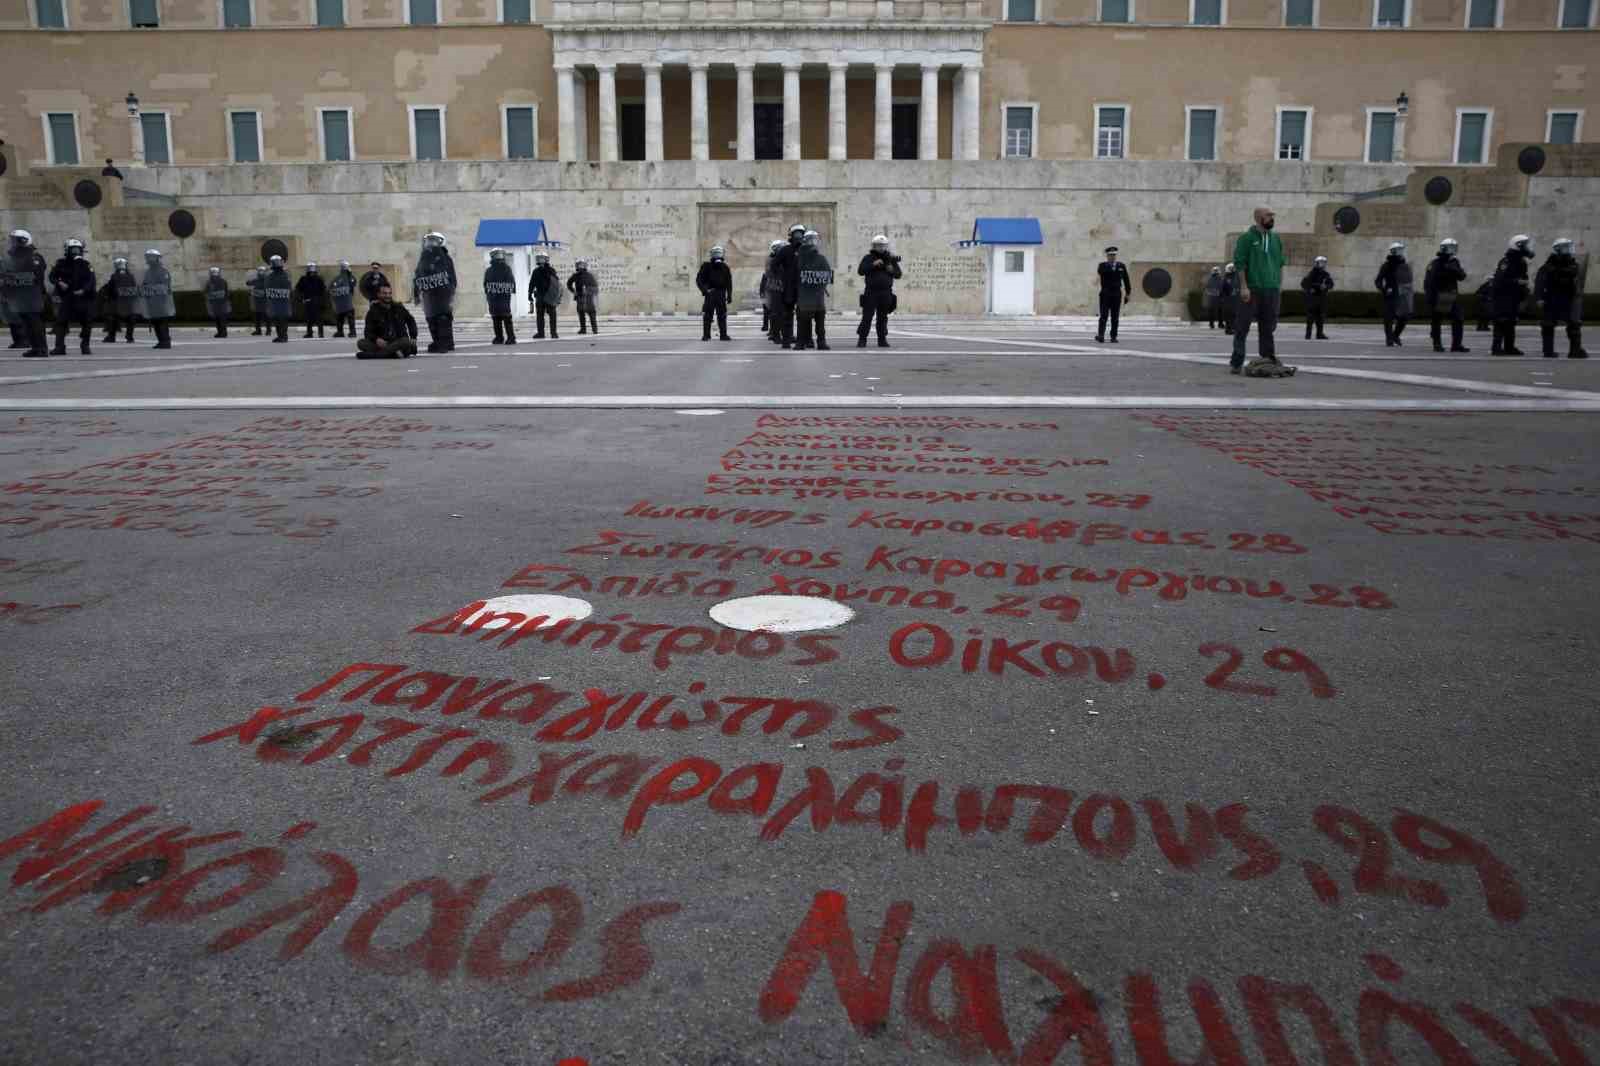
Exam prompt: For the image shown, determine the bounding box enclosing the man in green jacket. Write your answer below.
[1230,206,1285,374]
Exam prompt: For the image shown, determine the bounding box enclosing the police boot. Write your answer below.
[492,319,504,344]
[125,328,135,342]
[80,339,91,355]
[1569,324,1586,359]
[1541,325,1558,357]
[857,334,867,348]
[505,323,516,345]
[50,341,67,356]
[7,326,24,349]
[102,330,117,344]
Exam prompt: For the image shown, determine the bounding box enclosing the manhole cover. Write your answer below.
[73,180,103,209]
[260,238,289,263]
[94,856,168,892]
[168,210,196,238]
[1424,177,1453,205]
[1141,268,1173,299]
[1517,146,1546,175]
[1332,206,1361,234]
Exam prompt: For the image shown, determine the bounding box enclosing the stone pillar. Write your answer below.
[782,63,802,161]
[958,64,980,161]
[827,63,848,161]
[951,72,966,159]
[597,63,619,163]
[873,64,894,161]
[557,65,577,162]
[736,63,755,161]
[690,63,710,161]
[1394,112,1408,163]
[919,64,939,160]
[644,63,664,162]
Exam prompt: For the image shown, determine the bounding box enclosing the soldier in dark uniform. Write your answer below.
[567,259,598,335]
[697,245,733,342]
[1536,237,1587,359]
[856,234,902,349]
[48,237,96,355]
[1490,234,1535,356]
[775,223,805,349]
[1374,242,1413,347]
[203,267,231,338]
[413,233,458,353]
[483,247,518,345]
[1095,246,1131,343]
[794,231,832,351]
[330,260,358,338]
[295,262,328,338]
[100,257,141,343]
[249,266,268,335]
[1424,238,1470,353]
[528,252,561,340]
[1299,255,1333,340]
[3,230,49,357]
[264,255,293,343]
[140,249,175,350]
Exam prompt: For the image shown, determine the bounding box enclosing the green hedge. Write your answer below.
[1188,289,1600,322]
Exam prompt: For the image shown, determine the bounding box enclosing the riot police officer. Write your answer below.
[296,262,328,338]
[48,237,96,355]
[794,231,832,351]
[3,230,48,357]
[1491,234,1535,356]
[204,266,231,338]
[698,246,733,342]
[264,254,293,343]
[100,257,141,343]
[483,247,517,345]
[1300,255,1333,340]
[330,260,358,338]
[1375,242,1413,347]
[857,234,902,348]
[568,259,599,335]
[1536,238,1587,359]
[1424,238,1470,353]
[249,266,269,335]
[775,223,806,349]
[528,251,561,339]
[140,249,175,350]
[413,232,458,352]
[1095,246,1131,343]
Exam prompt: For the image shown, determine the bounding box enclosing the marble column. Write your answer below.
[873,64,893,160]
[690,62,710,161]
[958,64,980,160]
[644,62,664,162]
[827,63,848,161]
[782,63,802,160]
[597,63,619,163]
[736,63,755,161]
[556,65,577,162]
[919,64,939,160]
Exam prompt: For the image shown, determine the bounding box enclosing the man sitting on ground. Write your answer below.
[356,284,418,359]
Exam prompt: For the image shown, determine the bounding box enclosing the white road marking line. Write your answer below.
[0,352,352,387]
[2,396,1597,412]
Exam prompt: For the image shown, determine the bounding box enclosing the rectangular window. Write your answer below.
[45,113,79,165]
[502,0,530,20]
[1005,0,1037,18]
[411,108,444,160]
[1375,0,1405,24]
[1277,109,1308,160]
[505,107,536,159]
[316,0,343,24]
[1367,110,1395,162]
[1559,0,1591,25]
[320,109,351,161]
[1467,0,1496,25]
[140,112,171,164]
[230,110,260,163]
[1095,106,1125,158]
[222,0,250,26]
[36,0,66,27]
[1547,111,1581,144]
[1100,0,1129,21]
[1193,0,1222,23]
[1004,251,1026,273]
[1284,0,1314,22]
[1004,105,1035,159]
[1455,110,1489,164]
[409,0,437,23]
[1187,108,1217,160]
[130,0,159,26]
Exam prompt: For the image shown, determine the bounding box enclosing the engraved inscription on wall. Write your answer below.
[898,255,984,292]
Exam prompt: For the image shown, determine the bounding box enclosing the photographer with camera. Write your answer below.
[857,234,902,349]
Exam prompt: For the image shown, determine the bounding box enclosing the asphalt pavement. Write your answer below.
[1,314,1597,1066]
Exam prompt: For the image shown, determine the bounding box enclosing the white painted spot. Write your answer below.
[721,358,754,363]
[674,408,726,415]
[464,594,593,632]
[709,595,855,633]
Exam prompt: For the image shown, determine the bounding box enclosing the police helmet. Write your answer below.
[802,231,819,247]
[269,254,284,265]
[1439,238,1458,253]
[788,224,806,237]
[1509,234,1531,250]
[144,248,162,259]
[575,259,587,269]
[113,256,128,267]
[209,266,221,276]
[1210,266,1221,274]
[769,240,784,253]
[535,251,549,264]
[1552,238,1575,254]
[339,259,350,269]
[1224,262,1235,272]
[423,232,446,249]
[489,247,505,261]
[9,229,32,247]
[1313,255,1328,266]
[1388,242,1405,255]
[65,237,85,253]
[710,245,725,260]
[306,262,318,271]
[872,234,889,250]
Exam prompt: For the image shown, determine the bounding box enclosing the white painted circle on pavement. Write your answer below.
[465,594,593,631]
[674,408,726,415]
[709,595,855,633]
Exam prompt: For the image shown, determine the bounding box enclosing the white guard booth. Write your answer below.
[473,219,562,319]
[960,217,1044,315]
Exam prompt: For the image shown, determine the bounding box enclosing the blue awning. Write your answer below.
[473,219,561,247]
[964,217,1045,246]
